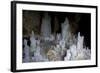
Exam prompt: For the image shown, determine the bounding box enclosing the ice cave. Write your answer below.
[22,11,91,62]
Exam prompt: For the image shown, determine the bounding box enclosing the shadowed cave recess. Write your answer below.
[22,10,91,62]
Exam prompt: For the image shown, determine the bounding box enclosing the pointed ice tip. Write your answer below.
[78,32,80,37]
[24,39,27,45]
[32,30,33,33]
[31,31,34,36]
[64,17,69,24]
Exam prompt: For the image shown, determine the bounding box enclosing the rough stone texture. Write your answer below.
[23,11,41,37]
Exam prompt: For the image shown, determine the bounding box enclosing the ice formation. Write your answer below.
[23,39,30,62]
[29,31,49,62]
[41,13,51,37]
[31,40,48,62]
[23,15,91,62]
[61,17,71,41]
[30,31,37,52]
[64,32,91,60]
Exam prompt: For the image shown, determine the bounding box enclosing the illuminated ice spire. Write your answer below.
[23,39,30,62]
[41,13,51,37]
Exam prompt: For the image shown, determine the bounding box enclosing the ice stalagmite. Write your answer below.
[31,38,49,62]
[30,31,37,61]
[41,13,51,37]
[23,14,91,62]
[77,32,84,50]
[32,40,44,62]
[61,17,71,41]
[23,39,30,62]
[64,32,91,60]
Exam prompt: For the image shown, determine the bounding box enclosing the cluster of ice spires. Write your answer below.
[64,32,91,60]
[23,13,91,62]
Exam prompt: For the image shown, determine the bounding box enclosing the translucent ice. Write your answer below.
[41,13,51,37]
[23,39,30,62]
[30,31,37,52]
[64,32,91,60]
[61,17,71,41]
